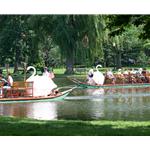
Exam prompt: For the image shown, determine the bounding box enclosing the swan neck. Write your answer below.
[27,66,36,78]
[32,67,36,77]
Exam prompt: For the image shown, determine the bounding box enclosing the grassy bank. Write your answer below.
[0,116,150,135]
[4,67,150,80]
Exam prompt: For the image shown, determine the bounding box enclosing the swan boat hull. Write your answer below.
[70,78,150,89]
[0,89,72,104]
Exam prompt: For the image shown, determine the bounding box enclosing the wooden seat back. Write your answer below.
[11,81,33,97]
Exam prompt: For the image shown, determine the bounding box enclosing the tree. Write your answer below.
[0,16,31,73]
[104,15,147,68]
[32,15,105,74]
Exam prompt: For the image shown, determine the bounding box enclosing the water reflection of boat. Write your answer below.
[26,102,58,120]
[63,86,150,121]
[0,103,28,117]
[85,88,104,96]
[62,89,105,120]
[57,99,105,120]
[0,102,58,120]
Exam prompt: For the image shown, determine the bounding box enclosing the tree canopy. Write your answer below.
[0,15,150,74]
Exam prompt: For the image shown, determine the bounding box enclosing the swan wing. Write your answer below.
[93,71,105,85]
[28,75,57,97]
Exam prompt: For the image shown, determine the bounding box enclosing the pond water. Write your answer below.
[1,77,150,121]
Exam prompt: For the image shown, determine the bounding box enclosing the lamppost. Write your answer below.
[113,42,116,47]
[113,42,117,70]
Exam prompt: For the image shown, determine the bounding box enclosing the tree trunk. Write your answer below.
[14,62,19,73]
[5,63,9,75]
[13,49,20,73]
[116,51,122,69]
[113,53,117,70]
[64,54,74,74]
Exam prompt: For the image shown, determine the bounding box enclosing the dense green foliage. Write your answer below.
[1,116,150,135]
[0,15,150,74]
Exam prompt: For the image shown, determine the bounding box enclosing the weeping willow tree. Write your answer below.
[32,15,105,74]
[50,15,105,74]
[86,15,105,66]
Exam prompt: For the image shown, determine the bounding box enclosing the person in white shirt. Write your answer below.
[43,67,55,79]
[7,72,13,87]
[42,67,49,76]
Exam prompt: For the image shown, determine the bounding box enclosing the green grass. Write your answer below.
[0,116,150,135]
[53,68,66,74]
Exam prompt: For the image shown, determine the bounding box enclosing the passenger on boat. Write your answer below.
[122,69,130,84]
[0,74,11,98]
[48,68,55,79]
[42,67,49,76]
[105,69,116,84]
[123,69,129,77]
[138,68,143,74]
[115,68,125,84]
[0,72,3,98]
[7,72,13,87]
[123,69,128,76]
[139,68,150,83]
[116,68,124,78]
[130,68,137,75]
[87,69,96,85]
[135,68,145,83]
[0,74,10,88]
[43,67,55,79]
[128,69,137,84]
[48,89,61,96]
[117,68,122,74]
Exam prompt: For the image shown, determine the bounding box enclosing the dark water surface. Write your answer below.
[1,77,150,121]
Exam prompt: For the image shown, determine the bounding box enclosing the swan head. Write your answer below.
[88,69,94,74]
[27,66,36,71]
[26,66,36,77]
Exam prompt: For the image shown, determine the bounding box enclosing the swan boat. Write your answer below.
[70,78,150,89]
[0,83,74,104]
[0,66,75,103]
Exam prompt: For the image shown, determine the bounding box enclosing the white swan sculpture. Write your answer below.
[92,65,105,85]
[26,66,57,97]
